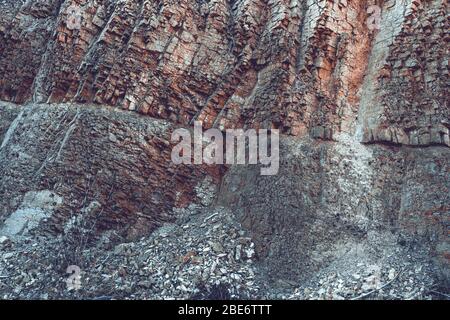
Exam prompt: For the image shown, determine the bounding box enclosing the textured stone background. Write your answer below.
[0,0,448,292]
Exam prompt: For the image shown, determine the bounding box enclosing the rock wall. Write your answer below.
[360,0,449,147]
[1,0,447,141]
[0,102,223,241]
[0,0,448,293]
[219,134,450,283]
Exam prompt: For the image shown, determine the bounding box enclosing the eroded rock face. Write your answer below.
[0,0,448,295]
[360,0,449,147]
[219,134,450,283]
[2,0,445,140]
[0,102,223,240]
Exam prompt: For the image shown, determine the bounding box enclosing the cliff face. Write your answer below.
[1,0,448,143]
[0,0,448,298]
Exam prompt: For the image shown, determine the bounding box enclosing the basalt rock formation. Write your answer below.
[0,0,448,299]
